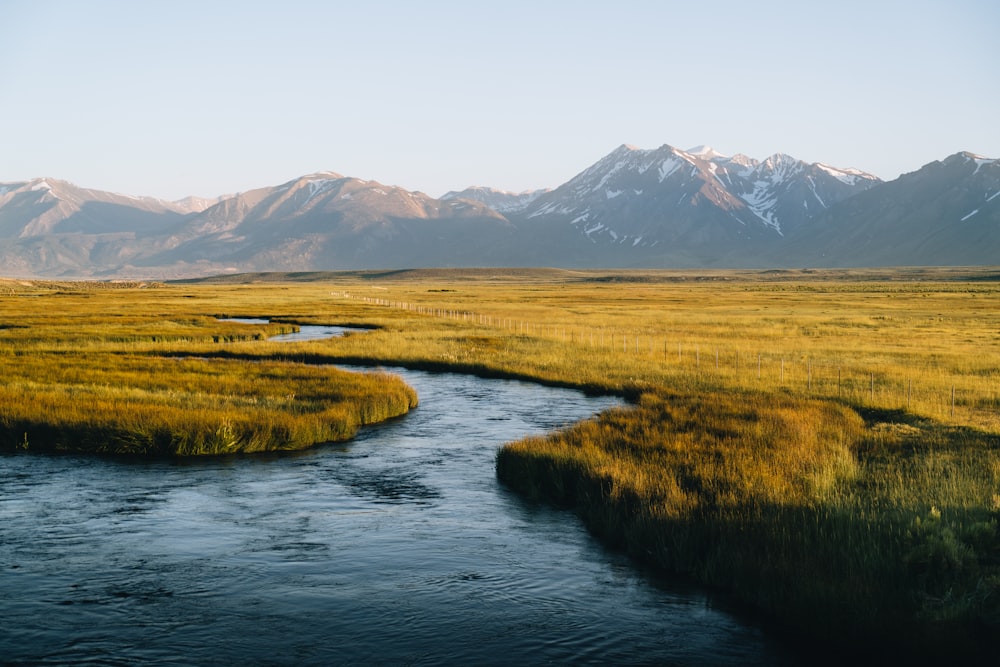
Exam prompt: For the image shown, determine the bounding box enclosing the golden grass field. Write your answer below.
[2,267,998,659]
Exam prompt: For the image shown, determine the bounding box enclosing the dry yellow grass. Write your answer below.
[0,282,417,454]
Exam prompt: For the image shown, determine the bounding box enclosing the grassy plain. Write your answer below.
[2,268,999,658]
[0,279,417,454]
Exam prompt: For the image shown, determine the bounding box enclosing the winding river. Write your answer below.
[0,326,801,665]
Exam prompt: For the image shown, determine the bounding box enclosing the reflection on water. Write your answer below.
[0,367,799,665]
[269,324,361,342]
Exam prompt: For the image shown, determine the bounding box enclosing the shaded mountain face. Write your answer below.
[0,178,198,277]
[122,174,516,274]
[780,152,1000,267]
[0,174,516,276]
[1,146,996,277]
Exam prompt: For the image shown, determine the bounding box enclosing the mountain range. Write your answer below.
[1,144,997,278]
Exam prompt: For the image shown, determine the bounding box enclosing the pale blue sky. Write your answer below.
[2,0,997,200]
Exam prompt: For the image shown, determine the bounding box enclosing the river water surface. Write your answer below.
[1,335,801,665]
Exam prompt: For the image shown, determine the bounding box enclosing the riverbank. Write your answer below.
[0,285,417,455]
[2,355,417,455]
[496,388,999,663]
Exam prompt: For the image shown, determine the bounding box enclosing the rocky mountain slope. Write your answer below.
[144,173,516,273]
[0,178,203,276]
[780,152,1000,267]
[505,144,881,267]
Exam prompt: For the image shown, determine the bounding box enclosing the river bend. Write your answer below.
[0,366,796,665]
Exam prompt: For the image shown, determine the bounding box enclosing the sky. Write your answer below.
[2,0,998,201]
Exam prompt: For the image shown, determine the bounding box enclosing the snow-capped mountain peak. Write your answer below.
[947,152,998,175]
[686,145,728,160]
[514,143,884,246]
[815,163,878,186]
[759,153,802,176]
[441,186,549,214]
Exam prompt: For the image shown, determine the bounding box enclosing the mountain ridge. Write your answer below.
[1,145,996,277]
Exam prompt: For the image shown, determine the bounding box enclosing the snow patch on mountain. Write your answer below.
[762,154,803,183]
[816,163,873,186]
[635,160,656,175]
[972,156,998,174]
[658,158,683,182]
[528,201,576,218]
[806,176,827,207]
[441,186,547,214]
[593,160,630,192]
[686,145,728,160]
[303,177,340,205]
[739,181,782,233]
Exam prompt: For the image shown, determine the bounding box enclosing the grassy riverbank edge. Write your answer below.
[162,349,643,400]
[0,356,419,456]
[495,388,1000,664]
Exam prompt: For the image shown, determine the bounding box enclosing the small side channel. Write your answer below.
[218,317,366,342]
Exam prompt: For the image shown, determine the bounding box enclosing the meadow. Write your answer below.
[0,279,417,455]
[2,268,998,658]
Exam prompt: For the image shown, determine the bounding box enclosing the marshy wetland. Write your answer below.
[2,268,999,663]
